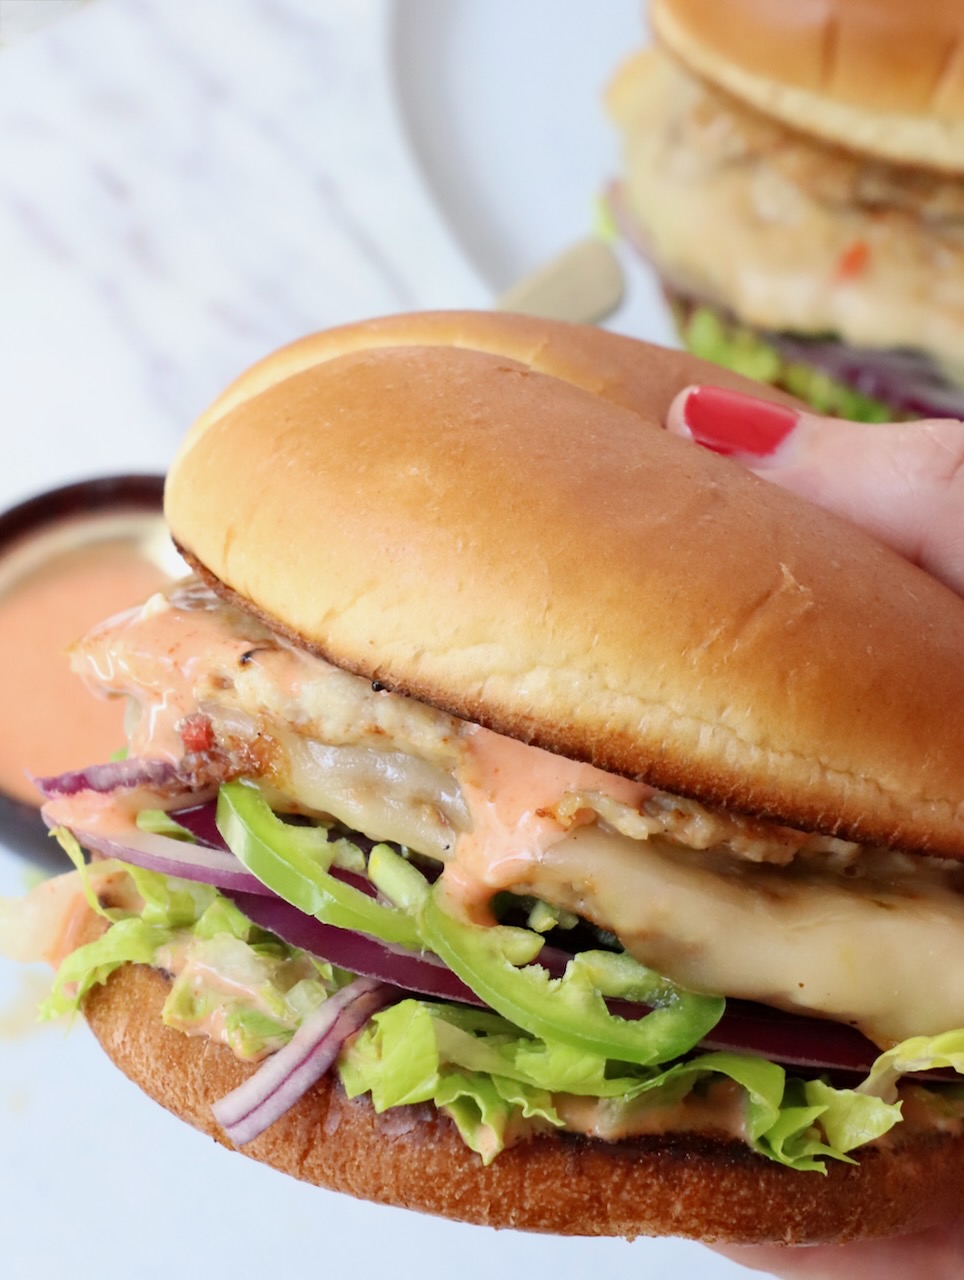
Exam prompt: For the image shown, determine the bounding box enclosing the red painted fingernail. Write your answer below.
[681,386,798,458]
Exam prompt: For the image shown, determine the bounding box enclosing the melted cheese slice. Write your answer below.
[507,825,964,1048]
[63,581,964,1050]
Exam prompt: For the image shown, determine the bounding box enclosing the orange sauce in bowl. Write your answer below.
[0,511,173,807]
[0,537,165,798]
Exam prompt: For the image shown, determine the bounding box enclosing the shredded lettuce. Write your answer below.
[676,303,894,423]
[526,898,578,934]
[42,828,222,1017]
[192,894,255,942]
[591,197,619,245]
[858,1030,964,1102]
[42,831,337,1059]
[42,917,172,1020]
[338,998,904,1169]
[160,931,333,1060]
[365,841,724,1067]
[135,809,197,841]
[806,1078,901,1152]
[42,808,962,1172]
[339,1000,561,1163]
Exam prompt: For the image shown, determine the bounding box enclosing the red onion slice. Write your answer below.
[228,891,883,1073]
[212,977,398,1146]
[33,758,187,799]
[43,786,899,1077]
[59,824,274,897]
[228,890,482,1005]
[168,802,227,849]
[701,1002,879,1074]
[170,803,381,899]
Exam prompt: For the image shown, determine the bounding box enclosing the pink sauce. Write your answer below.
[444,726,654,923]
[0,539,167,805]
[72,577,267,762]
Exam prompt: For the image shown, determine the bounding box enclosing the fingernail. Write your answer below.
[680,386,798,458]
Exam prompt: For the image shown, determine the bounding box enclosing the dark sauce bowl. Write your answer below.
[0,475,174,869]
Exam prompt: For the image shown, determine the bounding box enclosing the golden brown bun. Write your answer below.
[652,0,964,170]
[165,311,964,858]
[83,962,964,1242]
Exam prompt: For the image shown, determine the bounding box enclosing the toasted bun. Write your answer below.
[83,961,964,1241]
[652,0,964,170]
[165,311,964,857]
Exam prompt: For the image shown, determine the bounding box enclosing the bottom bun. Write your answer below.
[83,963,964,1242]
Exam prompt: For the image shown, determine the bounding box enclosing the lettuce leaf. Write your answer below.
[339,999,562,1164]
[41,916,172,1019]
[41,839,337,1059]
[677,303,893,423]
[858,1030,964,1102]
[135,809,197,841]
[40,823,942,1172]
[338,998,904,1170]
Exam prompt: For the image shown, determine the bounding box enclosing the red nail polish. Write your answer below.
[682,386,798,458]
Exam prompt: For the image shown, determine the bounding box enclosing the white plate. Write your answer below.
[390,0,675,341]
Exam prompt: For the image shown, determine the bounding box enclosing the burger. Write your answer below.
[607,0,964,422]
[8,311,964,1244]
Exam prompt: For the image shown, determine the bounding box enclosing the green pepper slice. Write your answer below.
[369,843,725,1067]
[216,781,421,949]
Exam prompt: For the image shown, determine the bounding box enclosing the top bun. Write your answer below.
[166,311,964,855]
[652,0,964,171]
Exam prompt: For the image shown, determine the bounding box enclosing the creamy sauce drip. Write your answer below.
[555,1078,747,1143]
[76,580,273,763]
[52,581,964,1049]
[0,540,167,804]
[444,728,653,923]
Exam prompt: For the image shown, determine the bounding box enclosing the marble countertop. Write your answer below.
[0,3,748,1277]
[0,0,486,506]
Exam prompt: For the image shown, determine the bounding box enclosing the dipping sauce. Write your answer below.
[0,539,168,802]
[0,477,177,822]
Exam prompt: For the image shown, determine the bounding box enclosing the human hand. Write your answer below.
[666,383,964,1279]
[713,1222,964,1280]
[666,385,964,598]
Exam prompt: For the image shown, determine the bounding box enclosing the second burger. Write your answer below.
[608,0,964,422]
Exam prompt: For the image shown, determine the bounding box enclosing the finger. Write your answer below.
[711,1218,964,1280]
[666,385,964,597]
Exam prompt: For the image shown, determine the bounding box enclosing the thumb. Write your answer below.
[666,384,964,598]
